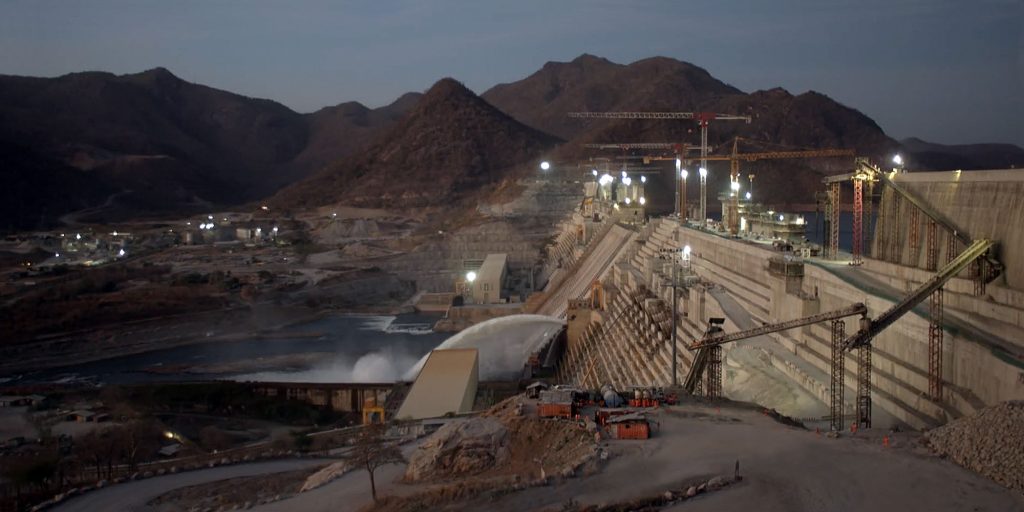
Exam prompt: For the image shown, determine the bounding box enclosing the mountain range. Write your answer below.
[1,55,1020,230]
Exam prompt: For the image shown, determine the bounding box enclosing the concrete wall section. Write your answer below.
[872,170,1024,291]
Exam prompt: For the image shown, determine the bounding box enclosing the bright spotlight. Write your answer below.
[639,197,646,205]
[675,158,681,171]
[621,170,627,179]
[681,169,688,179]
[683,245,692,256]
[624,197,631,205]
[730,181,740,191]
[540,161,551,171]
[118,249,125,257]
[640,176,647,183]
[745,192,751,200]
[599,173,614,185]
[592,169,598,176]
[892,154,903,166]
[622,176,632,186]
[699,167,708,178]
[466,271,477,283]
[779,214,785,221]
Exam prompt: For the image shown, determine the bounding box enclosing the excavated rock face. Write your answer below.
[925,401,1024,491]
[405,417,511,482]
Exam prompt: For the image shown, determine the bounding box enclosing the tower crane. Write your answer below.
[693,138,855,235]
[569,112,752,224]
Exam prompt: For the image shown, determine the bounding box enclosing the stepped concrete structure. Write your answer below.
[553,169,1024,429]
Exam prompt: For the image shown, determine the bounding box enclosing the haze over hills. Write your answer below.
[270,78,561,210]
[900,137,1024,171]
[1,54,1020,230]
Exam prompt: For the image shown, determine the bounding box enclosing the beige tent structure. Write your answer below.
[396,348,479,420]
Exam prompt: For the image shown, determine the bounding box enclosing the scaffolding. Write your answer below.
[827,181,841,259]
[830,319,846,432]
[852,178,864,265]
[888,192,902,263]
[706,345,723,399]
[909,207,921,250]
[864,180,875,258]
[857,344,872,428]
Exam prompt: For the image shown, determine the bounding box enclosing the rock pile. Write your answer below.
[925,401,1024,491]
[300,460,355,492]
[405,417,511,482]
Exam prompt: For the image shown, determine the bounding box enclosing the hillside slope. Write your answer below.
[270,78,561,210]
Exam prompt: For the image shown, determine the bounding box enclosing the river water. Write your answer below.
[10,313,448,386]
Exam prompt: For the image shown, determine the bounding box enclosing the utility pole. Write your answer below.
[660,244,690,387]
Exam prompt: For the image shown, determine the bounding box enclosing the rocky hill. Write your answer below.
[269,78,561,210]
[0,68,415,229]
[289,92,423,177]
[4,57,1017,229]
[482,55,904,210]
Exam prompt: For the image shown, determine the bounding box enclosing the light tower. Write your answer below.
[698,167,708,224]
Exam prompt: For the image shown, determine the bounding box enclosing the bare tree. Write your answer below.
[120,420,162,472]
[73,428,120,480]
[345,424,405,503]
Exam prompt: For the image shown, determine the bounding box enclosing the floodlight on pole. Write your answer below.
[681,169,688,179]
[540,161,551,171]
[745,191,752,200]
[730,181,740,192]
[699,167,708,178]
[892,154,903,166]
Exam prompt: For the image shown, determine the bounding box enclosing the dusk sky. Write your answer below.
[1,0,1020,146]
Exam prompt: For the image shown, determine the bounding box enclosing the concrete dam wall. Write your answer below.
[559,205,1024,429]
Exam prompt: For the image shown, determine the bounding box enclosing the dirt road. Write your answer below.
[52,459,329,512]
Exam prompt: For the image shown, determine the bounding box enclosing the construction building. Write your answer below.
[396,348,479,420]
[470,253,508,304]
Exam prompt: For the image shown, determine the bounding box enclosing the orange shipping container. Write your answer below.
[614,421,650,440]
[539,402,574,419]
